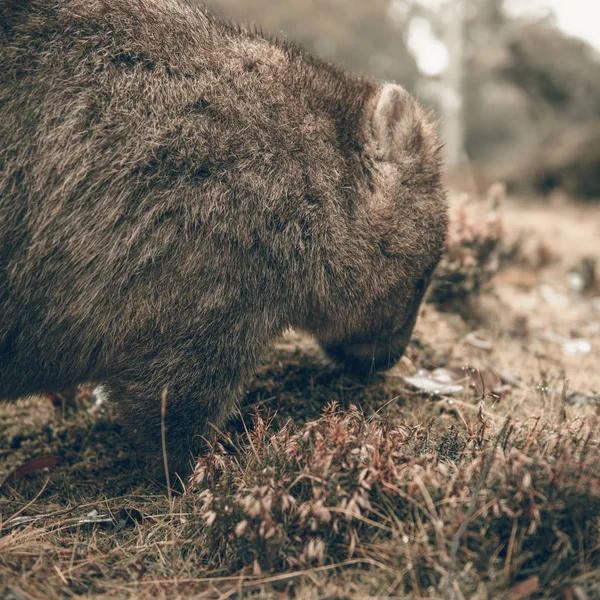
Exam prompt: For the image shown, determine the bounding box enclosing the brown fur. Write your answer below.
[0,0,447,475]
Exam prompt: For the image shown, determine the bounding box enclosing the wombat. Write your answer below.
[0,0,448,476]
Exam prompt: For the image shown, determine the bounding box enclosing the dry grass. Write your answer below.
[187,405,599,596]
[1,194,600,598]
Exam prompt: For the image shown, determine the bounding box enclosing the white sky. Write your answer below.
[402,0,600,76]
[505,0,600,50]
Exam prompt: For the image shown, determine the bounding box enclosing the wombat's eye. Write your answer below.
[413,274,432,302]
[420,264,437,289]
[416,279,426,293]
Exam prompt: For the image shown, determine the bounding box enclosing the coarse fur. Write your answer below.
[0,0,448,476]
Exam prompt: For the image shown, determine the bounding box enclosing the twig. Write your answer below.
[446,418,510,597]
[161,386,175,543]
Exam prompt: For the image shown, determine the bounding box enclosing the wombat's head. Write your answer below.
[318,84,447,373]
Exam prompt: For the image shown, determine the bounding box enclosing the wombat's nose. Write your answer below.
[325,330,412,374]
[324,299,422,373]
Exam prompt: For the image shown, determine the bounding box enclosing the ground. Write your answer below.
[1,194,599,599]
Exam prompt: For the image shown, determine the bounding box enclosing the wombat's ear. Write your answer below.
[371,83,426,157]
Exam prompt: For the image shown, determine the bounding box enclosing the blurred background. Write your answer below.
[205,0,600,201]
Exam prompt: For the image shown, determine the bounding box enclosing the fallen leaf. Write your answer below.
[403,369,465,396]
[466,368,503,397]
[403,366,509,399]
[540,284,569,308]
[464,331,494,350]
[3,455,64,484]
[540,330,592,356]
[436,366,505,398]
[403,376,465,396]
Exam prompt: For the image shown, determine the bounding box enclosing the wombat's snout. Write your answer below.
[324,278,429,373]
[325,333,411,373]
[325,314,418,374]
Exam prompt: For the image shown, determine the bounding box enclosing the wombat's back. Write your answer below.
[0,0,380,399]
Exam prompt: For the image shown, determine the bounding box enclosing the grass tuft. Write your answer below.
[186,403,600,596]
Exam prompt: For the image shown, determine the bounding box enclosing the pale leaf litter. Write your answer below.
[539,330,592,356]
[404,268,599,399]
[464,331,494,350]
[537,280,595,355]
[401,366,508,399]
[401,365,598,408]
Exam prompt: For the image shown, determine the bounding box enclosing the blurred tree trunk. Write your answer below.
[441,0,466,169]
[479,0,504,28]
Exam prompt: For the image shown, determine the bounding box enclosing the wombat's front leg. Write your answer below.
[104,348,252,478]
